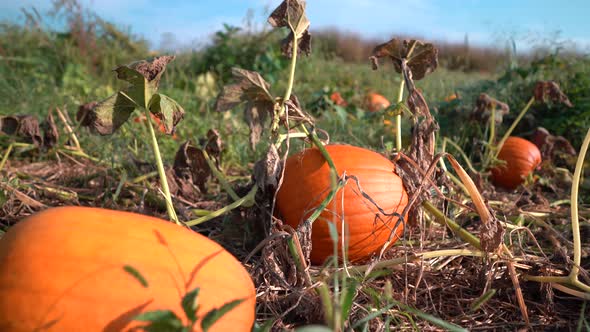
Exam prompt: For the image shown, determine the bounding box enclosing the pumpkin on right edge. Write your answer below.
[491,136,542,190]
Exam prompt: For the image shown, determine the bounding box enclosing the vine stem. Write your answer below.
[569,128,590,282]
[202,150,239,201]
[0,143,14,172]
[185,185,257,227]
[283,37,298,104]
[394,77,405,151]
[495,96,535,157]
[143,107,179,225]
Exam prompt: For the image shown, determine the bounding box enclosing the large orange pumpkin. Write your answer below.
[276,144,408,264]
[0,207,255,332]
[490,136,542,190]
[365,92,390,112]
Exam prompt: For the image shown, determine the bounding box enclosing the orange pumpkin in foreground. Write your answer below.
[491,136,542,190]
[0,207,255,332]
[276,144,408,265]
[365,92,390,112]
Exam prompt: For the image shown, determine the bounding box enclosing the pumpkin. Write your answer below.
[330,92,347,106]
[276,144,408,264]
[134,113,177,139]
[365,92,390,112]
[0,206,255,332]
[490,136,542,190]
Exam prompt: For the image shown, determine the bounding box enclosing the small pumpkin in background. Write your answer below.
[276,144,408,265]
[364,92,390,112]
[490,136,542,190]
[0,206,255,332]
[329,91,347,106]
[134,113,178,139]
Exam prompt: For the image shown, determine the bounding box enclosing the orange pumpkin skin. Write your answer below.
[0,207,255,332]
[330,92,347,106]
[491,137,542,190]
[276,144,408,265]
[365,93,390,112]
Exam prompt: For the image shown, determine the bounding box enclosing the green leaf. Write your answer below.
[148,93,185,134]
[340,277,358,321]
[115,66,152,109]
[251,319,275,332]
[123,265,149,288]
[181,287,200,322]
[78,92,136,135]
[134,309,181,323]
[201,298,245,332]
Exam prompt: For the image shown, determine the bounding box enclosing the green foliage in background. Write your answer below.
[1,0,588,170]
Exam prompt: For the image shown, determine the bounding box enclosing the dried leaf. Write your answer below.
[533,81,573,107]
[471,93,510,124]
[173,141,210,194]
[215,68,274,113]
[268,0,311,57]
[2,115,44,146]
[370,38,438,80]
[0,116,19,135]
[268,0,310,37]
[531,127,577,165]
[215,68,275,150]
[77,92,136,135]
[281,30,312,58]
[76,101,98,126]
[245,101,271,150]
[127,55,175,89]
[200,129,224,158]
[148,93,185,135]
[407,88,429,118]
[253,145,282,193]
[42,110,59,148]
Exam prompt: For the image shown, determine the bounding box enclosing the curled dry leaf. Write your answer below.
[42,110,59,148]
[268,0,311,57]
[530,127,577,166]
[0,116,19,136]
[200,129,224,159]
[0,115,43,147]
[172,140,211,195]
[127,55,175,88]
[533,81,573,107]
[215,68,275,150]
[471,93,510,124]
[370,38,438,80]
[253,144,282,193]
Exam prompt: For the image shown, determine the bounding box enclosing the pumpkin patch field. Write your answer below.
[1,1,589,331]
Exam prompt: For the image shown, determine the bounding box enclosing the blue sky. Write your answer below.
[1,0,589,52]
